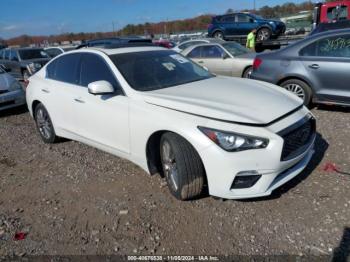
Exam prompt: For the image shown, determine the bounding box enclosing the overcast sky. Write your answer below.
[0,0,314,39]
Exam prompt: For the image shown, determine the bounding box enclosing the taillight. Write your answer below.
[253,58,262,70]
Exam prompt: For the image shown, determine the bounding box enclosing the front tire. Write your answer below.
[34,103,59,143]
[280,79,312,106]
[257,28,272,41]
[160,132,205,201]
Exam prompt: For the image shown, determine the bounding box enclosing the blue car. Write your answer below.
[208,13,286,41]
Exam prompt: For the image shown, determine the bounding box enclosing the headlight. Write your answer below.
[28,63,42,73]
[198,126,269,152]
[8,81,22,91]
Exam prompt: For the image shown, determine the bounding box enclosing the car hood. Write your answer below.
[142,76,303,125]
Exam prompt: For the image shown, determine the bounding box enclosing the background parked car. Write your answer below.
[44,46,76,58]
[0,48,50,82]
[0,65,25,111]
[153,39,176,49]
[251,29,350,106]
[208,13,286,41]
[172,38,223,52]
[182,41,255,78]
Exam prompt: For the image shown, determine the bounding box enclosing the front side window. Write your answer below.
[110,50,213,91]
[79,53,120,91]
[201,45,225,58]
[10,50,19,61]
[48,53,81,84]
[236,14,251,23]
[222,42,251,56]
[18,49,49,60]
[300,34,350,58]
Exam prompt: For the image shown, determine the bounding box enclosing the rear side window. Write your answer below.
[47,53,81,84]
[300,34,350,58]
[79,53,120,91]
[187,47,202,58]
[179,41,205,50]
[10,50,19,61]
[222,15,235,23]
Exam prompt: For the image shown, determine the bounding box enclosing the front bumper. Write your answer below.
[198,108,315,199]
[0,89,26,111]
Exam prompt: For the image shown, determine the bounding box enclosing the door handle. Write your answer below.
[74,98,85,103]
[308,64,320,69]
[197,61,204,64]
[41,88,50,93]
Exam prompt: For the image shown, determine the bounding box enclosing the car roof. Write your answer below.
[76,45,168,56]
[308,28,350,39]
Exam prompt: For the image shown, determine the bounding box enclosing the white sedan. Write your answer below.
[26,45,316,200]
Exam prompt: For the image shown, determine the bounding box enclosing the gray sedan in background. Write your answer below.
[251,29,350,106]
[0,65,25,111]
[182,41,255,78]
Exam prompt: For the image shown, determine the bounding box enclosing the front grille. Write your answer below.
[279,116,316,161]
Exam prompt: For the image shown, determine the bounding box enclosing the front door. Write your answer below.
[72,53,130,154]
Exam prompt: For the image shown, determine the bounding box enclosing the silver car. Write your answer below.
[181,41,255,78]
[0,65,25,111]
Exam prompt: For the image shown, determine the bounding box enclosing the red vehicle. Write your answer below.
[314,1,350,27]
[153,40,176,49]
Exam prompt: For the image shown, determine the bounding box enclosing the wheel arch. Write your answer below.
[241,65,253,78]
[145,130,207,181]
[31,100,42,118]
[277,75,314,91]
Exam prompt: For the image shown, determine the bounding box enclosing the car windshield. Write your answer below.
[222,42,251,56]
[110,50,214,91]
[18,49,49,60]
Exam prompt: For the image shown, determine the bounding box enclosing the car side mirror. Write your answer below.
[222,53,230,59]
[88,80,114,95]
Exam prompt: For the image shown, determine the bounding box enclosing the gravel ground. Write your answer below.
[0,105,349,259]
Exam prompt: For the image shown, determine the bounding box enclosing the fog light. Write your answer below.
[231,171,261,189]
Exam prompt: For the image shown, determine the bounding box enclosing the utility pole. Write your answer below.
[254,0,256,12]
[112,21,116,37]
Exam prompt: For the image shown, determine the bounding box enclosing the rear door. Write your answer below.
[235,14,259,36]
[299,33,350,104]
[44,53,82,133]
[221,14,237,36]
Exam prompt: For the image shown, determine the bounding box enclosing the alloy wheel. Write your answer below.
[36,108,52,140]
[162,141,179,191]
[283,83,306,101]
[257,29,271,41]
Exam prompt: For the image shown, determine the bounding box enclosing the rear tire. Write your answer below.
[34,103,59,144]
[280,79,312,106]
[213,31,224,40]
[160,132,205,201]
[242,66,253,79]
